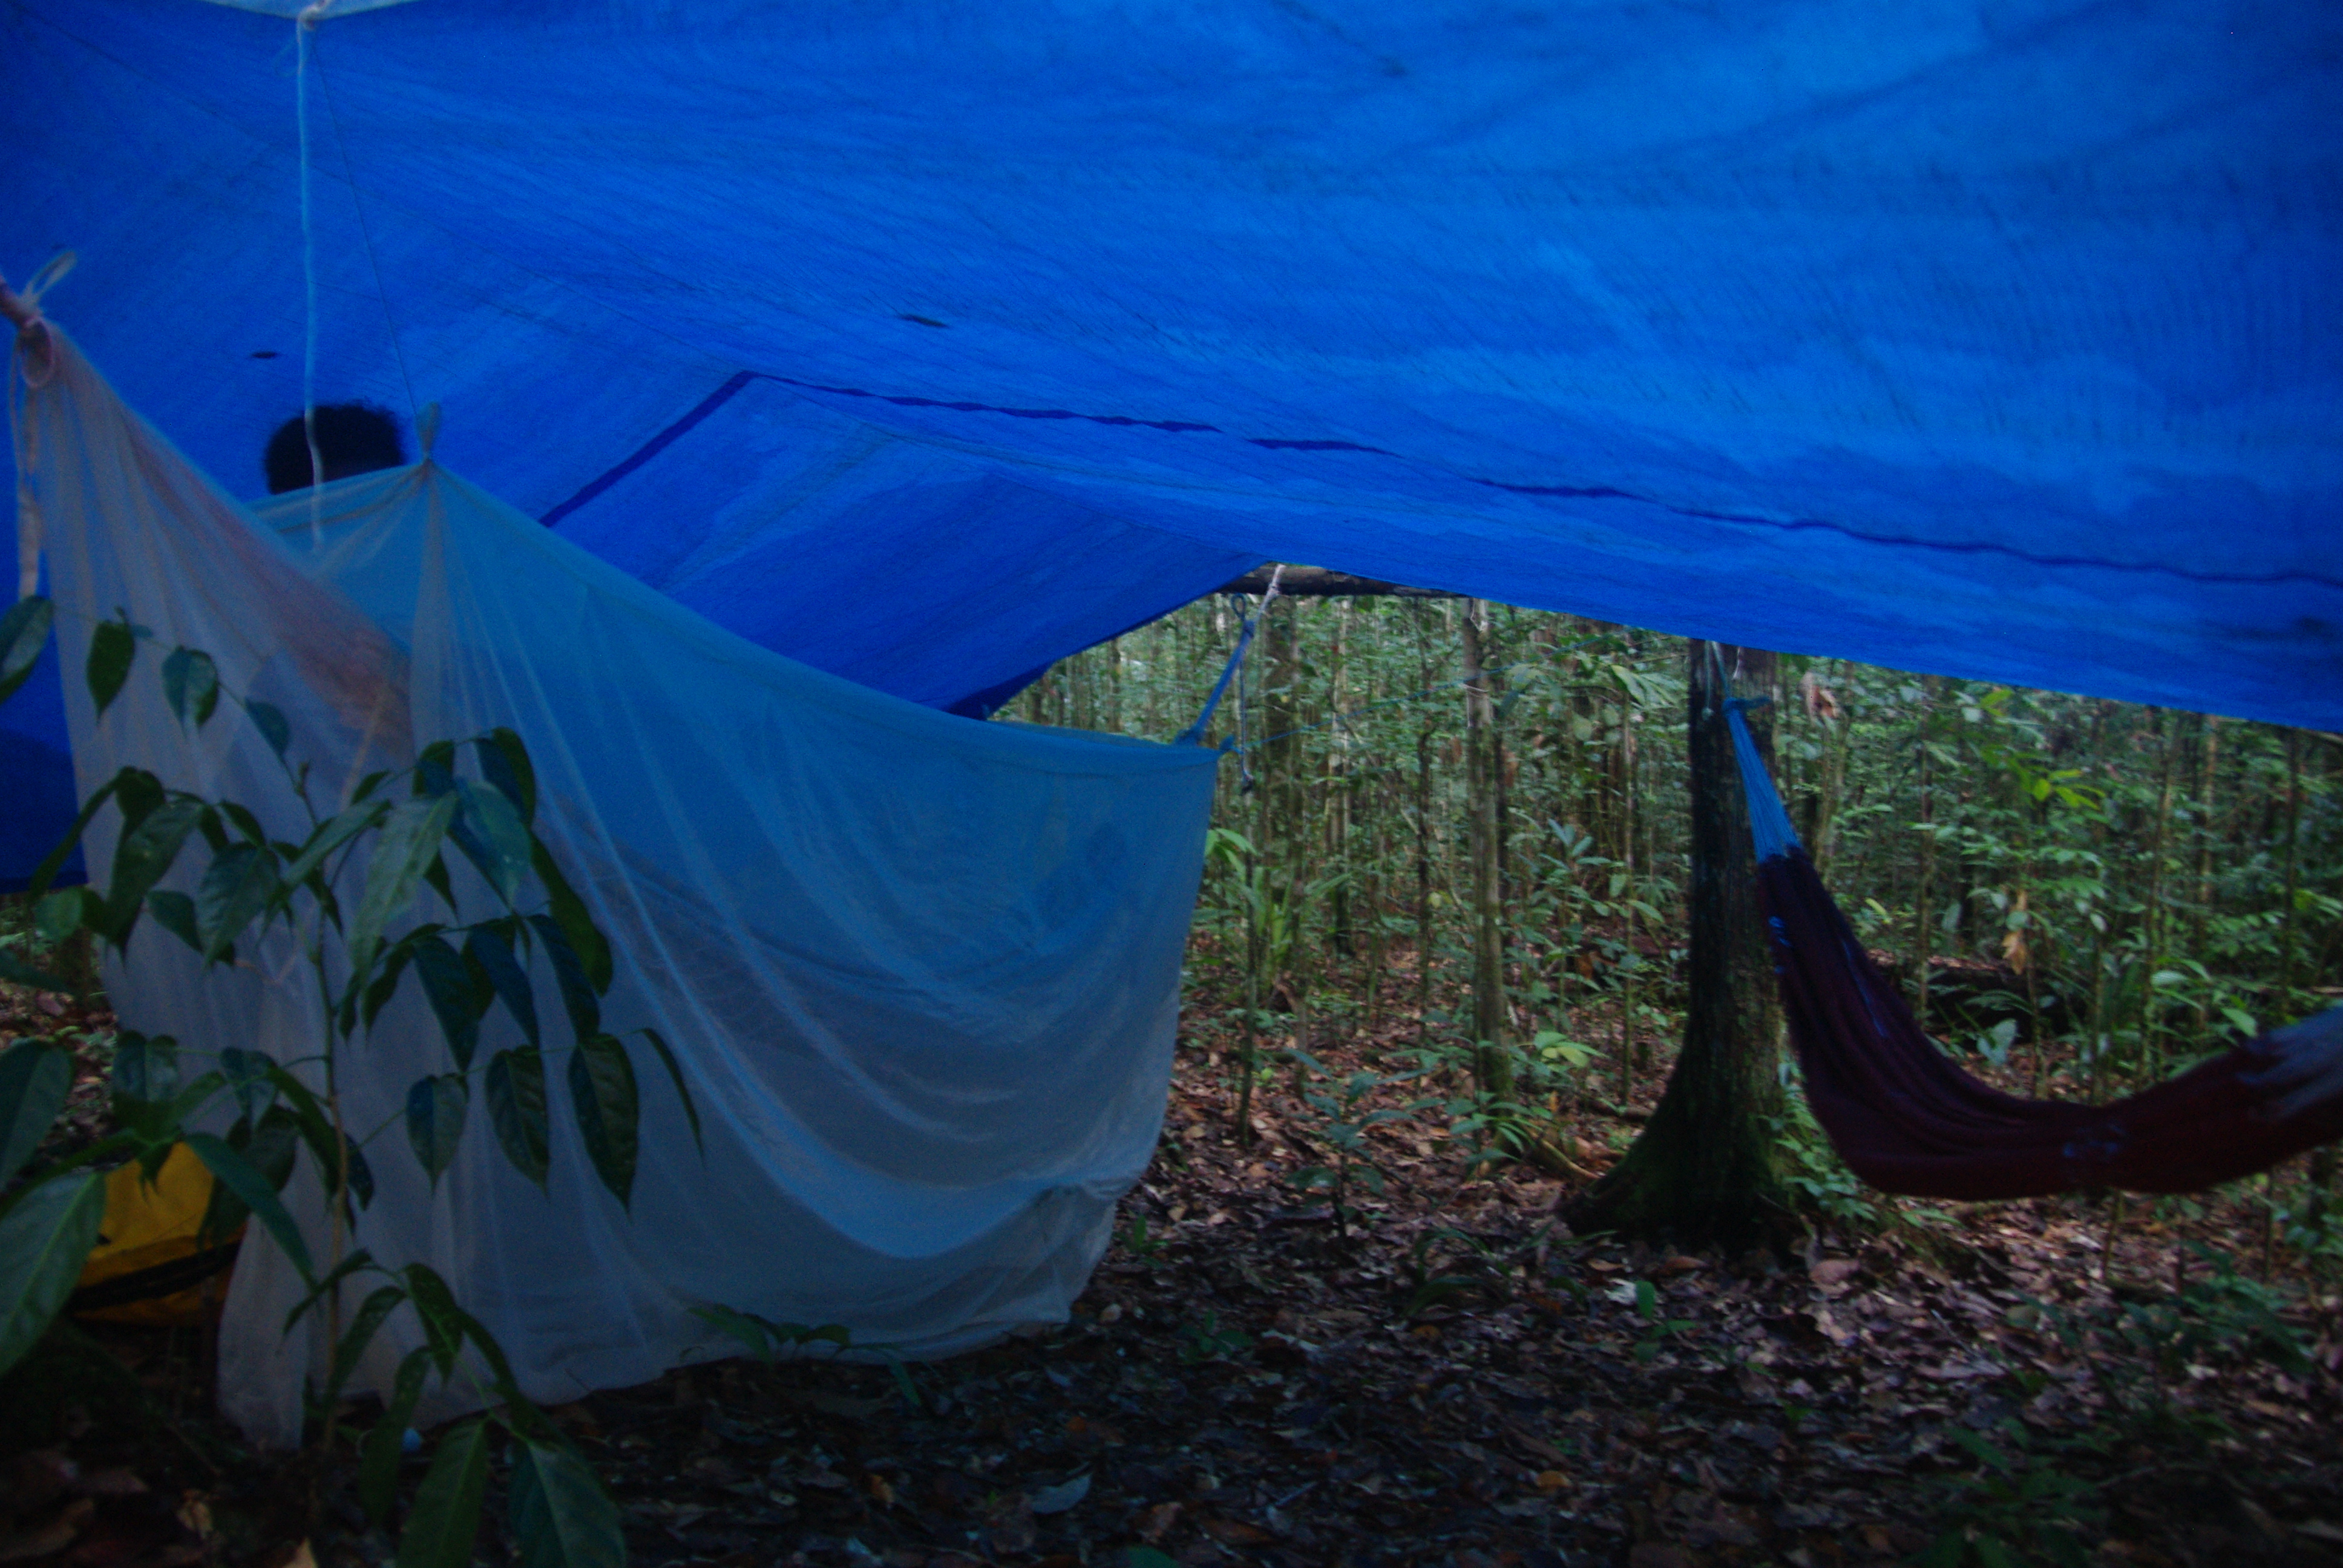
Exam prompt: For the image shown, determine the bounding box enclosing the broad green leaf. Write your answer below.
[162,1068,228,1138]
[244,698,291,756]
[113,768,164,833]
[144,889,202,953]
[398,1419,493,1568]
[280,798,390,895]
[103,797,206,944]
[508,1438,625,1568]
[205,1103,301,1243]
[635,1027,701,1155]
[160,647,220,730]
[1125,1550,1181,1568]
[415,739,460,790]
[0,1171,107,1377]
[0,595,53,706]
[24,772,127,898]
[485,1050,551,1187]
[689,1302,776,1361]
[477,729,537,825]
[85,616,136,718]
[449,1296,526,1415]
[320,1284,408,1416]
[266,1067,375,1210]
[349,794,460,980]
[568,1034,639,1207]
[421,849,457,918]
[403,1262,466,1377]
[405,1074,469,1187]
[531,843,611,995]
[0,949,71,993]
[410,936,483,1069]
[33,888,91,946]
[245,1103,303,1188]
[111,1032,180,1103]
[0,1042,72,1187]
[185,1130,315,1284]
[466,923,539,1048]
[361,930,425,1032]
[277,1246,376,1336]
[458,780,532,907]
[216,1047,276,1121]
[526,915,597,1044]
[197,841,281,962]
[359,1348,431,1524]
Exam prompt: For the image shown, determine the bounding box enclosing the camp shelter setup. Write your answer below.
[15,322,1219,1443]
[2,0,2339,1439]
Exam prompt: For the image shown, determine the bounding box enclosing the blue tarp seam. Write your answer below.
[562,366,2343,595]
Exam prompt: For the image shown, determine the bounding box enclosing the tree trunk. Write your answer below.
[1412,604,1438,1051]
[1567,641,1797,1253]
[1911,676,1937,1027]
[1463,601,1512,1097]
[2140,710,2177,1075]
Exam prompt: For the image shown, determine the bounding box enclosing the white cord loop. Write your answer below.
[5,252,76,596]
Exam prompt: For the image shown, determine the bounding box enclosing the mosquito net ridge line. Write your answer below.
[20,325,1218,1445]
[1725,705,2343,1201]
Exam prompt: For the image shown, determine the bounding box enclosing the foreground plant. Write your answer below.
[2,596,695,1568]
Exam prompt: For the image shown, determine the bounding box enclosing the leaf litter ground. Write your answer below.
[4,984,2342,1568]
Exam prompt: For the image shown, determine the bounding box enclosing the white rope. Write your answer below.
[297,2,332,545]
[313,39,420,429]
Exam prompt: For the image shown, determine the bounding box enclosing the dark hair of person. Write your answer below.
[263,403,408,494]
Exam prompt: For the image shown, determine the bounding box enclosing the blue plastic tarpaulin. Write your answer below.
[5,0,2341,888]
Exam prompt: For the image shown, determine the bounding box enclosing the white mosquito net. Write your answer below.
[18,325,1217,1444]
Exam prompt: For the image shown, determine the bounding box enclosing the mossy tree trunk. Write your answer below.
[1567,641,1800,1253]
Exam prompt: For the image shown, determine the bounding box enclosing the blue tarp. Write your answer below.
[6,0,2340,886]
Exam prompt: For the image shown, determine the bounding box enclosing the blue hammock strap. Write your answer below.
[1177,564,1283,748]
[1176,609,1256,746]
[1723,696,1801,863]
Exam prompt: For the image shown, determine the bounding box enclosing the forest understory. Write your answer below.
[5,603,2339,1568]
[5,957,2341,1568]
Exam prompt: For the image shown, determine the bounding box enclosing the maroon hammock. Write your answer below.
[1728,708,2343,1201]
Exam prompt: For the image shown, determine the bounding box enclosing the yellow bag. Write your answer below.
[70,1143,241,1326]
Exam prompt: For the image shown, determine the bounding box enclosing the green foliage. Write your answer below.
[508,1437,628,1568]
[0,597,660,1568]
[1911,1420,2103,1568]
[1284,1050,1433,1236]
[690,1305,925,1410]
[1176,1310,1252,1364]
[0,1169,108,1377]
[1118,1213,1169,1266]
[0,595,54,706]
[690,1303,852,1363]
[2111,1244,2309,1379]
[1627,1276,1694,1364]
[1770,1081,1881,1230]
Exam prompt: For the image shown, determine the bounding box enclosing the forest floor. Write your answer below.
[4,976,2342,1568]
